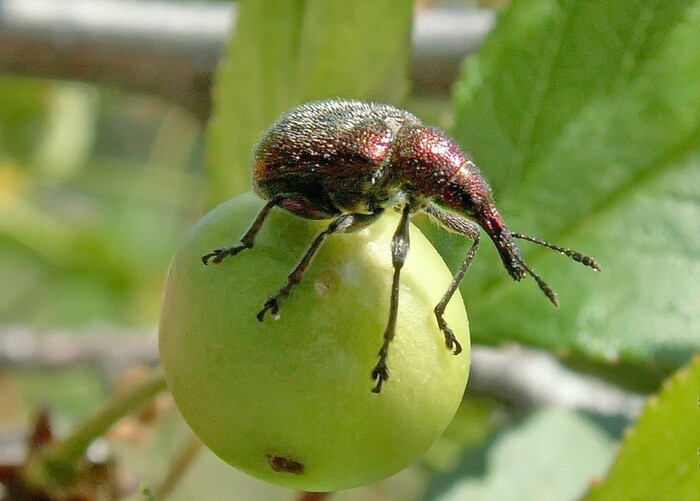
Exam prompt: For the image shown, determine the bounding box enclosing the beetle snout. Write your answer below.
[506,262,527,282]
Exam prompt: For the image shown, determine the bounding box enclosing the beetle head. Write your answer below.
[432,159,600,306]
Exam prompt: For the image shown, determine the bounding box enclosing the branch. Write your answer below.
[0,326,644,419]
[468,344,645,419]
[0,0,230,120]
[0,0,495,120]
[41,369,166,467]
[0,325,158,381]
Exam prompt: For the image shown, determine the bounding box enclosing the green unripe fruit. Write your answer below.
[159,192,470,491]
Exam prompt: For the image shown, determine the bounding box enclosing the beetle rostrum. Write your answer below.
[202,99,601,393]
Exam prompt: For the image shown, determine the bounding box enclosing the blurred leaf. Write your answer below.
[435,0,700,371]
[585,356,700,501]
[14,366,106,422]
[34,83,98,181]
[207,0,414,204]
[0,77,49,161]
[423,397,503,472]
[422,408,615,501]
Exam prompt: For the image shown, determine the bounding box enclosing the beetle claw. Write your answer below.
[448,336,462,355]
[443,328,462,355]
[371,360,389,393]
[257,297,280,321]
[201,249,222,265]
[202,245,247,265]
[435,315,462,355]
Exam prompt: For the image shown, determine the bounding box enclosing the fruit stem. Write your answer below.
[297,491,333,501]
[34,368,167,484]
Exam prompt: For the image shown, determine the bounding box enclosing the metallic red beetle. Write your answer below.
[203,99,600,393]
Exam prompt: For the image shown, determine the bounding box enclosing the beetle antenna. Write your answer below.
[511,232,601,272]
[515,258,560,307]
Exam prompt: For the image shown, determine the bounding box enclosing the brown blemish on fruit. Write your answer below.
[314,269,340,297]
[267,454,305,474]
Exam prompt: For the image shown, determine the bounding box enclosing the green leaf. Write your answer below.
[0,76,50,160]
[207,0,414,204]
[441,0,700,371]
[422,408,616,501]
[585,356,700,500]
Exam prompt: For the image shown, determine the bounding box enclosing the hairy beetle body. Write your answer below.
[204,99,600,393]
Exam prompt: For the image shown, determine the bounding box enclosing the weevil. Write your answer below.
[203,99,600,393]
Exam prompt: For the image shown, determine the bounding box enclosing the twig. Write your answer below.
[18,368,167,490]
[154,431,202,500]
[0,0,231,119]
[41,369,166,469]
[468,344,645,419]
[0,0,495,121]
[296,492,332,501]
[0,324,158,380]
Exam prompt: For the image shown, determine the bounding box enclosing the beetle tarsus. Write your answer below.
[202,246,246,265]
[436,315,462,355]
[202,198,280,266]
[371,356,389,393]
[257,297,280,321]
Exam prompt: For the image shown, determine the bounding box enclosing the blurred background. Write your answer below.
[1,0,698,500]
[0,2,501,499]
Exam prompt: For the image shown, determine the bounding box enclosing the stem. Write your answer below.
[41,368,167,479]
[154,432,202,500]
[296,492,332,501]
[0,1,493,121]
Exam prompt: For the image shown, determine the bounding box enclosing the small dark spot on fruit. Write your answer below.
[314,269,340,297]
[267,454,305,474]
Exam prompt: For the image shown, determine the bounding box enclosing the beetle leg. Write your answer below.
[425,203,481,355]
[371,203,412,393]
[257,209,384,322]
[202,198,280,265]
